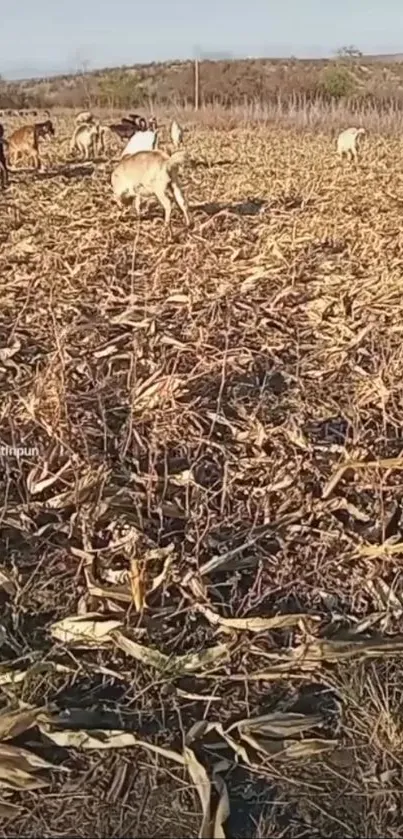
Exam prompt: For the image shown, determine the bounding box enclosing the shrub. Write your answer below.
[320,65,356,99]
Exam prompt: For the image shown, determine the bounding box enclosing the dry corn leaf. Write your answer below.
[0,743,64,791]
[0,707,46,740]
[357,541,403,558]
[196,604,318,633]
[39,724,184,764]
[0,340,21,364]
[44,467,109,510]
[132,375,186,412]
[0,773,49,792]
[184,746,212,838]
[292,634,403,663]
[240,732,337,761]
[186,721,251,766]
[212,773,230,839]
[84,565,132,604]
[112,631,229,676]
[184,747,230,839]
[230,711,324,739]
[0,567,16,597]
[227,665,316,681]
[366,578,403,614]
[0,662,73,688]
[50,613,123,647]
[130,558,145,611]
[26,459,72,496]
[165,293,190,304]
[149,553,175,594]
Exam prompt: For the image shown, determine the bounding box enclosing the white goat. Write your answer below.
[337,127,366,162]
[170,119,183,148]
[70,123,99,159]
[75,110,95,126]
[111,149,190,231]
[121,129,158,158]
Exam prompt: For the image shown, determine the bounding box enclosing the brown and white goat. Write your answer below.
[8,120,55,170]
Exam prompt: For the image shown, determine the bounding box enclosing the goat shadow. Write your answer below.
[194,198,267,216]
[7,163,96,182]
[192,158,234,168]
[36,163,95,180]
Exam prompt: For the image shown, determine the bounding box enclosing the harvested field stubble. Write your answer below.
[1,117,403,837]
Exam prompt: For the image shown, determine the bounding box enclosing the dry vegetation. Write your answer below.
[4,54,403,111]
[2,111,403,838]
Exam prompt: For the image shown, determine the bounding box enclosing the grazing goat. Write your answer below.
[0,124,8,188]
[109,122,137,142]
[75,110,94,126]
[70,122,100,160]
[337,127,366,162]
[8,120,55,170]
[170,119,183,148]
[122,115,149,131]
[111,149,190,232]
[96,124,110,155]
[121,114,142,128]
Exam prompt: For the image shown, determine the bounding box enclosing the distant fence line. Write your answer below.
[3,90,403,113]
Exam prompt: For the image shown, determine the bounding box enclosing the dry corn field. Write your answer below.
[2,114,403,838]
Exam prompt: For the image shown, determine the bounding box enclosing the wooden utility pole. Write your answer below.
[194,57,199,111]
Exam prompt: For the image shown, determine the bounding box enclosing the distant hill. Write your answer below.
[2,54,403,110]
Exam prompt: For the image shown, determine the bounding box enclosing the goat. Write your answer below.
[0,124,8,188]
[111,149,190,232]
[337,127,366,162]
[121,114,142,128]
[170,119,183,148]
[8,120,55,170]
[121,128,158,157]
[108,122,137,142]
[70,122,100,160]
[96,124,111,155]
[75,110,94,126]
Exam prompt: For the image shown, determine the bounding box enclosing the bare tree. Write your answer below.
[336,45,363,59]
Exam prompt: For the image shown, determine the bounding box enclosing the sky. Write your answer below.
[2,0,403,79]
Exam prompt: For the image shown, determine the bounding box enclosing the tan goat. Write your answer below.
[96,124,110,155]
[75,110,94,126]
[111,149,190,231]
[8,120,55,170]
[70,122,100,159]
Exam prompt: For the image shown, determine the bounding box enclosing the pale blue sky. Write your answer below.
[2,0,403,79]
